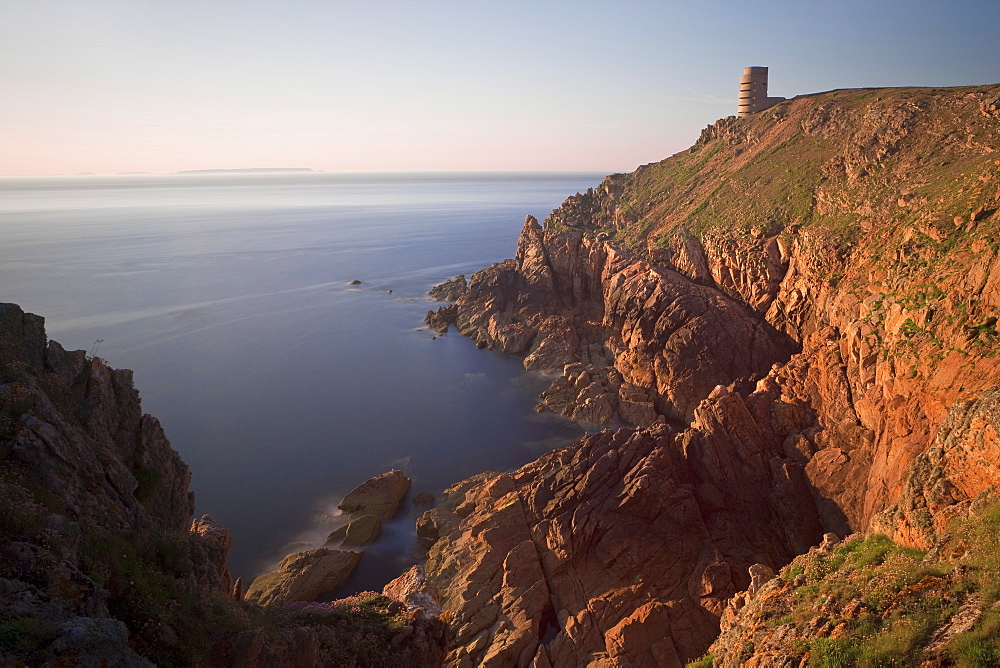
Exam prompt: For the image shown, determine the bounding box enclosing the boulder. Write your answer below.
[416,507,461,543]
[412,491,435,506]
[324,514,381,547]
[338,470,411,520]
[245,548,362,607]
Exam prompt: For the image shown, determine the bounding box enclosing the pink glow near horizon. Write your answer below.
[3,0,997,177]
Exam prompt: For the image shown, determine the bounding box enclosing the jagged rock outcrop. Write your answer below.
[435,215,797,427]
[421,371,834,665]
[429,274,469,302]
[0,303,230,665]
[425,304,458,333]
[423,84,1000,665]
[190,514,235,595]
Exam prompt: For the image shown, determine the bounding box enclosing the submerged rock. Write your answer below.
[412,491,435,506]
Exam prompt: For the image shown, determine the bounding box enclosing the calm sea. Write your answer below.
[0,171,606,589]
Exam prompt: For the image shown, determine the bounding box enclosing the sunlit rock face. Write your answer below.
[440,215,797,428]
[422,84,1000,664]
[421,386,828,665]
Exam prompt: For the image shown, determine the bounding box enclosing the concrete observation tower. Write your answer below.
[738,66,785,117]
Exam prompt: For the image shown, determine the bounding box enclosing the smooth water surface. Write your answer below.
[0,171,605,587]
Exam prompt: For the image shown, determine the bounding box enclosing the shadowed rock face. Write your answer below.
[0,305,448,665]
[0,303,228,665]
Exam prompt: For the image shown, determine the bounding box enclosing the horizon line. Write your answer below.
[0,167,620,179]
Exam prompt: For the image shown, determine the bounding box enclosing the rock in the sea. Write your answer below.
[324,513,382,547]
[338,469,412,519]
[245,548,362,607]
[425,304,458,333]
[428,274,468,301]
[348,279,362,285]
[412,491,435,506]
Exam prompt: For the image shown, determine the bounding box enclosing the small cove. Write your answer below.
[0,171,604,587]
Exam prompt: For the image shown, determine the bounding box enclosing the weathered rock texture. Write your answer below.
[422,384,828,666]
[245,548,363,607]
[0,303,228,665]
[424,84,1000,665]
[338,468,412,520]
[440,214,796,427]
[429,274,469,302]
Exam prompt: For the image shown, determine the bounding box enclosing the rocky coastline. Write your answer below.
[4,83,1000,666]
[417,83,1000,665]
[0,304,446,666]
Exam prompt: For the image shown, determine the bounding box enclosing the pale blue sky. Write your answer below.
[2,0,997,175]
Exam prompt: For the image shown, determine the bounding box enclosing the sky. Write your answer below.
[2,0,998,176]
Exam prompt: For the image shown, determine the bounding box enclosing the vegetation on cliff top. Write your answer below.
[703,500,1000,667]
[548,85,999,250]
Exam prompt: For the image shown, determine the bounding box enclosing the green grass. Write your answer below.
[949,609,1000,667]
[685,653,714,668]
[809,637,858,667]
[733,502,1000,666]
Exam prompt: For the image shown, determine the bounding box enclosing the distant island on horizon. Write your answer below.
[175,167,317,174]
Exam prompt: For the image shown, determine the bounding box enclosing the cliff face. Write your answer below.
[424,84,1000,665]
[0,303,226,664]
[0,304,446,666]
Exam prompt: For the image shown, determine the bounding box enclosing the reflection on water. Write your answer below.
[0,171,605,586]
